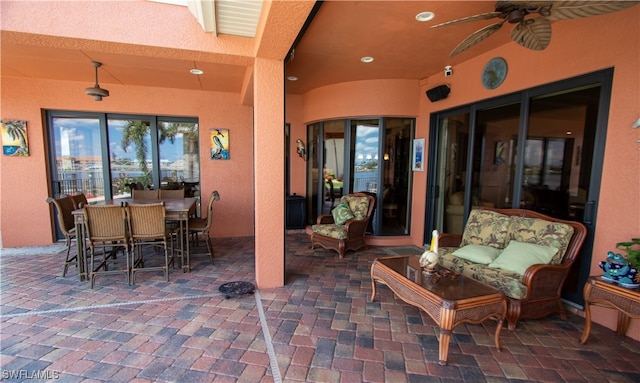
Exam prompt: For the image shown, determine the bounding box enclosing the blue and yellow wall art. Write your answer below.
[210,128,229,160]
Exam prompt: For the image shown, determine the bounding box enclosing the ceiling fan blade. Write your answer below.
[510,17,551,50]
[547,1,639,20]
[431,12,503,28]
[450,21,506,57]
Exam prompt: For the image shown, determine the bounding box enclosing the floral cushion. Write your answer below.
[311,224,348,239]
[507,217,574,264]
[460,209,511,249]
[331,202,355,225]
[439,247,528,300]
[341,195,370,220]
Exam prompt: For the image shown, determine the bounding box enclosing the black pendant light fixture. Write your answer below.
[85,61,109,101]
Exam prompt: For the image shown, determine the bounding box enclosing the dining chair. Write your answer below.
[159,188,185,199]
[70,192,88,209]
[126,202,172,284]
[46,195,79,277]
[183,190,220,263]
[132,189,159,200]
[83,203,130,288]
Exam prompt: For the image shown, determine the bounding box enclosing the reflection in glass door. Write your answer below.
[51,116,106,203]
[322,121,345,216]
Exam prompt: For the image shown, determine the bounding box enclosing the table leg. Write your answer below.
[75,219,87,281]
[184,217,190,272]
[580,300,592,344]
[494,317,504,352]
[617,312,631,335]
[438,309,455,365]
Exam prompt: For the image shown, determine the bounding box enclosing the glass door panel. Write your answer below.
[350,119,379,232]
[51,117,105,203]
[381,118,413,235]
[433,113,470,235]
[471,103,521,213]
[108,119,152,199]
[321,121,345,216]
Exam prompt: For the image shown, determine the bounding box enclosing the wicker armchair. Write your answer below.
[310,193,375,258]
[83,203,130,288]
[126,202,172,284]
[184,190,220,263]
[46,196,78,277]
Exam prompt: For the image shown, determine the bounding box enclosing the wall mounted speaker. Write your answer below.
[426,85,450,102]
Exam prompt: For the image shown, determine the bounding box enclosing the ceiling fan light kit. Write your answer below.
[85,61,109,101]
[431,1,639,57]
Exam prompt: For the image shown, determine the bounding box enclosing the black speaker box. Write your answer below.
[426,85,450,102]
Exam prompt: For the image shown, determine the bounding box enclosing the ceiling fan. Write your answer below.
[85,61,110,101]
[432,1,639,57]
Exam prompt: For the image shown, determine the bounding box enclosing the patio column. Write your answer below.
[253,57,285,288]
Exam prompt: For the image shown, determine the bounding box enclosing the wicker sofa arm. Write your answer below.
[316,214,335,224]
[522,262,573,299]
[343,219,368,237]
[439,233,462,248]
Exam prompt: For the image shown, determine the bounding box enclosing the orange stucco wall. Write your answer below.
[286,8,639,340]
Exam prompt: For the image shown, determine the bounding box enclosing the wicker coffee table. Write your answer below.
[371,255,506,365]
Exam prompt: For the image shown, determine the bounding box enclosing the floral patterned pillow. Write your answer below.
[342,196,370,220]
[460,209,511,249]
[331,202,355,225]
[507,217,574,264]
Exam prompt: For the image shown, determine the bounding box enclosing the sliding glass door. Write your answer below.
[427,69,612,306]
[306,117,414,235]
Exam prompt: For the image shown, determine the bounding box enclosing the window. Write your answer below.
[47,111,199,205]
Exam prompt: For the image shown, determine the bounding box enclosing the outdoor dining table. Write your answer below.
[72,197,198,281]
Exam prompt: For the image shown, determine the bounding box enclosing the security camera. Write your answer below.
[444,65,453,77]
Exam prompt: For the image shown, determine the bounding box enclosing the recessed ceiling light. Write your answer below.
[415,11,435,22]
[360,56,374,63]
[287,76,298,81]
[190,68,204,75]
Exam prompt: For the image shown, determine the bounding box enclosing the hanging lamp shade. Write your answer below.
[85,61,109,101]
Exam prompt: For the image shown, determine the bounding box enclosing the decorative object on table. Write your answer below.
[430,1,639,57]
[219,281,255,299]
[1,120,29,156]
[210,128,229,160]
[420,229,440,274]
[599,238,640,288]
[412,138,425,171]
[296,139,306,160]
[482,57,507,90]
[599,250,639,289]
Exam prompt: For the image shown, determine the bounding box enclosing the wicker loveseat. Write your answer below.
[438,208,587,330]
[310,193,375,258]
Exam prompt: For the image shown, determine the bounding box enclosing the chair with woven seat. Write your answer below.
[46,195,79,277]
[184,190,220,263]
[126,202,172,284]
[132,189,159,200]
[70,192,89,209]
[159,188,185,199]
[310,192,375,258]
[83,203,130,288]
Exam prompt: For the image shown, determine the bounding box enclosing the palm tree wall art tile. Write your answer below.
[1,120,29,156]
